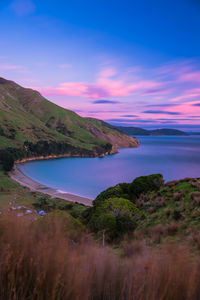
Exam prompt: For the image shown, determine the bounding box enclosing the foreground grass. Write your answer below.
[3,170,200,298]
[0,214,200,300]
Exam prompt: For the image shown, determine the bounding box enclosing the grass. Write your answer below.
[0,214,200,299]
[0,168,37,209]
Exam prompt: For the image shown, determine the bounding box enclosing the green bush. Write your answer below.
[33,194,51,209]
[129,174,164,198]
[93,183,130,207]
[90,197,143,240]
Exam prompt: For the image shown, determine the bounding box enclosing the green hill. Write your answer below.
[116,126,188,136]
[0,78,138,160]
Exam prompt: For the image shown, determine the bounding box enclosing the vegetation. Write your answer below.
[1,170,200,298]
[89,197,142,240]
[94,174,164,207]
[0,140,112,173]
[0,149,14,171]
[0,214,200,299]
[129,173,164,198]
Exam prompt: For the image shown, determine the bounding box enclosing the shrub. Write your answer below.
[129,174,164,198]
[33,193,51,209]
[93,183,130,207]
[0,150,14,172]
[90,197,143,240]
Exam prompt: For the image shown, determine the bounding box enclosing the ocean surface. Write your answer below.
[19,136,200,199]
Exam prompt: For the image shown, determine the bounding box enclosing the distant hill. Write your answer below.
[116,126,189,136]
[0,78,138,160]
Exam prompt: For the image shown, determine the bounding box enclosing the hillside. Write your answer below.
[0,78,138,159]
[116,126,188,136]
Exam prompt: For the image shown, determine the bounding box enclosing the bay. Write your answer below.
[19,136,200,199]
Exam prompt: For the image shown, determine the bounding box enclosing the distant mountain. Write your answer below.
[116,126,189,136]
[0,78,138,159]
[187,132,200,135]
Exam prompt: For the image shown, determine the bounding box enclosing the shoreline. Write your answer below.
[9,165,93,207]
[14,152,113,164]
[8,143,139,207]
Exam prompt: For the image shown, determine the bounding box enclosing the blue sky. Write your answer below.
[1,0,200,130]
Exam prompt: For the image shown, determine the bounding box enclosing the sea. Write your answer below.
[19,136,200,199]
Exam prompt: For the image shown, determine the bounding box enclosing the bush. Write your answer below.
[93,183,130,207]
[33,194,51,209]
[0,150,14,171]
[90,197,143,240]
[129,174,164,198]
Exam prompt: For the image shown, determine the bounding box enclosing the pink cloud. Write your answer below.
[179,71,200,83]
[170,88,200,102]
[0,64,22,70]
[98,67,117,78]
[26,59,200,127]
[37,68,160,99]
[164,101,200,117]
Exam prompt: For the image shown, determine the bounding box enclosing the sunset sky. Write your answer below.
[1,0,200,130]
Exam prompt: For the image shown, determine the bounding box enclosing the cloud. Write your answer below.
[179,71,200,83]
[98,67,117,77]
[143,110,182,115]
[92,100,119,104]
[37,67,160,99]
[28,59,200,130]
[143,88,173,95]
[58,64,72,69]
[146,103,177,108]
[0,64,22,70]
[11,0,35,16]
[36,60,200,102]
[192,103,200,106]
[120,114,138,117]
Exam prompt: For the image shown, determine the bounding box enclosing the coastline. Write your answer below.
[8,143,139,207]
[9,164,93,207]
[15,152,111,164]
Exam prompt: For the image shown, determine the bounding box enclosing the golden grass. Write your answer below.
[0,214,200,300]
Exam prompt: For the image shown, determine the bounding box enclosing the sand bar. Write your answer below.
[9,165,93,207]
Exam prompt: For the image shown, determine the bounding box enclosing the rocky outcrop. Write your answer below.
[85,124,139,152]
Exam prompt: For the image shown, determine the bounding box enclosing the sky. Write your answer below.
[0,0,200,130]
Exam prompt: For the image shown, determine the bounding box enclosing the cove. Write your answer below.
[19,136,200,199]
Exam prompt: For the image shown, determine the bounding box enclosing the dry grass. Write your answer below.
[0,214,200,300]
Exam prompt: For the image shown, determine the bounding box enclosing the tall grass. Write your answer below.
[0,214,200,300]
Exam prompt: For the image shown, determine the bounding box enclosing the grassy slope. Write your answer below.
[137,179,200,229]
[0,78,135,151]
[0,168,35,209]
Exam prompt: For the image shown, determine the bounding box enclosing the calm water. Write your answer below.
[19,136,200,199]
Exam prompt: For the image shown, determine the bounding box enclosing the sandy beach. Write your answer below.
[9,165,93,207]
